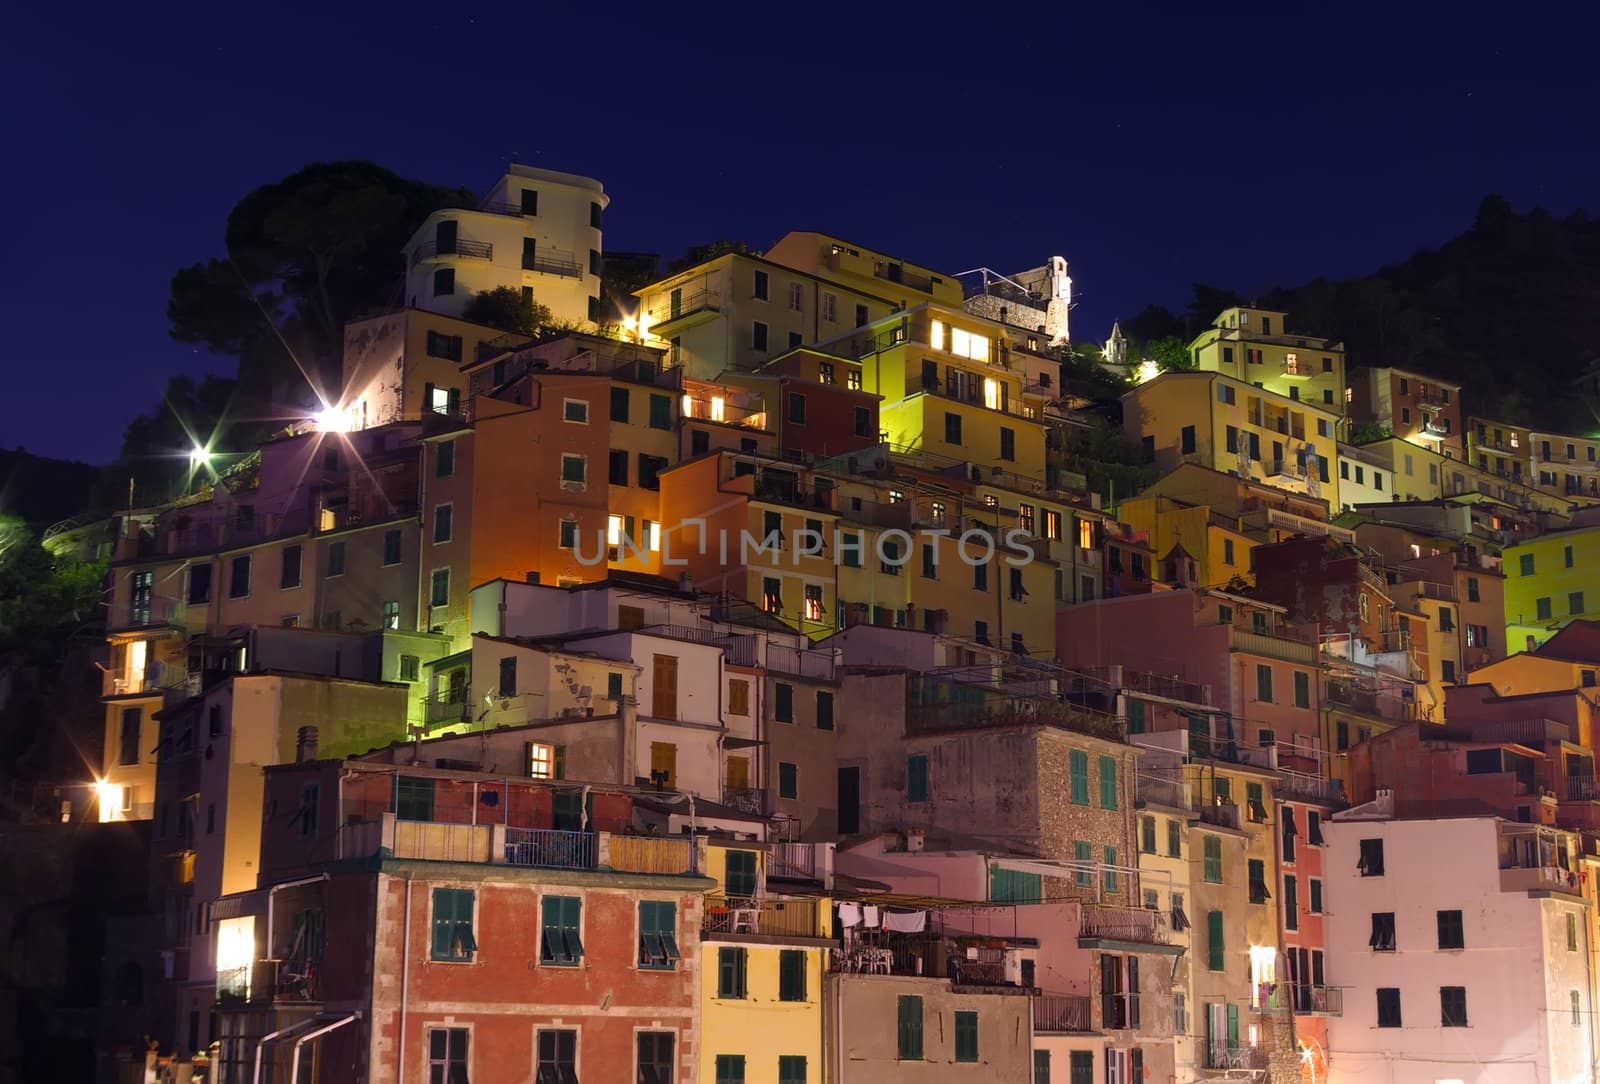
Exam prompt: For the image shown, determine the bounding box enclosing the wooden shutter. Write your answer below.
[652,654,678,719]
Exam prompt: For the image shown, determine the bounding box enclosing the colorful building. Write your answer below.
[1469,416,1600,503]
[1187,306,1347,416]
[1503,511,1600,651]
[1347,366,1464,458]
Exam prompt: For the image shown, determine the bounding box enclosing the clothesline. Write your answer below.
[836,901,927,932]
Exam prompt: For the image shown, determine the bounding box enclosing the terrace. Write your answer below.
[334,813,699,876]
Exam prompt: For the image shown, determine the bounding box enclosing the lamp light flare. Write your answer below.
[189,445,210,466]
[315,406,351,434]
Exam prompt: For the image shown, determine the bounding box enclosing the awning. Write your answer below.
[210,888,268,922]
[724,736,766,749]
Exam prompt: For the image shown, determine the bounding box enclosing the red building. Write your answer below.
[1101,520,1154,598]
[744,350,882,461]
[1275,783,1344,1077]
[211,760,713,1084]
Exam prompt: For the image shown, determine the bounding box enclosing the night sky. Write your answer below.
[5,4,1598,464]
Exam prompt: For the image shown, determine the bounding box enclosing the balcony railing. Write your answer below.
[702,897,824,939]
[1032,994,1093,1033]
[767,842,831,884]
[1206,1045,1268,1071]
[1261,983,1344,1016]
[1195,800,1244,830]
[647,289,722,326]
[1079,904,1170,945]
[636,624,759,668]
[1276,771,1344,804]
[504,828,597,870]
[1568,776,1600,802]
[120,595,186,630]
[422,689,471,727]
[1228,627,1317,664]
[606,835,696,875]
[522,249,583,278]
[411,237,493,264]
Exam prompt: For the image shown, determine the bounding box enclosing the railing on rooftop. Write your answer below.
[1567,776,1600,802]
[1136,771,1190,810]
[765,642,838,682]
[1032,994,1093,1033]
[1276,771,1344,804]
[1078,664,1209,706]
[636,624,759,668]
[1228,627,1317,664]
[504,828,597,870]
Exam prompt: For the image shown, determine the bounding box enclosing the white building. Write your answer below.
[1325,802,1595,1084]
[403,164,607,326]
[960,257,1073,345]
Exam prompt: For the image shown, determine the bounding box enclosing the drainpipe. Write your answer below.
[396,875,413,1084]
[1270,797,1299,1076]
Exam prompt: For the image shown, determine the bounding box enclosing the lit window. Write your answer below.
[711,396,726,422]
[528,743,556,779]
[983,378,1000,409]
[1078,518,1094,550]
[681,393,694,417]
[608,514,623,546]
[931,320,945,351]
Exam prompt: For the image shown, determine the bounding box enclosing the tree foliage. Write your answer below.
[168,161,476,404]
[461,287,556,338]
[666,239,758,275]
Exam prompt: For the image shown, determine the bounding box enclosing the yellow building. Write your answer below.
[699,838,832,1084]
[340,308,519,430]
[1117,494,1261,589]
[1122,372,1342,512]
[762,230,966,309]
[1468,417,1600,504]
[1503,516,1600,650]
[1188,306,1346,415]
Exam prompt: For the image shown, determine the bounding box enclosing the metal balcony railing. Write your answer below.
[504,828,597,870]
[1032,994,1093,1033]
[522,249,583,278]
[423,689,471,726]
[1079,904,1170,945]
[647,288,722,325]
[1205,1045,1267,1070]
[411,237,492,264]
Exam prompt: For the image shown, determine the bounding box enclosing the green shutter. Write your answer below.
[779,949,806,1001]
[430,888,474,960]
[776,682,794,722]
[725,850,758,898]
[540,895,582,965]
[1226,1003,1240,1046]
[1074,840,1092,887]
[1033,1050,1051,1084]
[1069,1051,1093,1084]
[1099,755,1118,809]
[1103,846,1118,892]
[719,947,748,998]
[989,867,1042,903]
[1069,750,1089,804]
[954,1011,978,1062]
[778,1056,807,1084]
[897,995,923,1059]
[715,1054,745,1084]
[1207,910,1225,971]
[1204,836,1223,883]
[907,755,929,802]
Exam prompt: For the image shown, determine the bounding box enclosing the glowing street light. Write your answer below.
[315,406,350,433]
[188,444,211,467]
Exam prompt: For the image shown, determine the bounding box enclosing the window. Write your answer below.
[853,406,871,437]
[1000,427,1015,461]
[724,850,757,898]
[1203,834,1223,883]
[536,1030,576,1084]
[1248,859,1270,903]
[433,504,453,544]
[1140,816,1157,854]
[816,691,834,730]
[1520,553,1535,576]
[954,1010,978,1063]
[1440,986,1468,1028]
[1206,910,1224,971]
[1284,875,1298,929]
[1437,909,1464,949]
[753,269,769,300]
[1538,597,1553,621]
[1307,810,1324,845]
[778,762,798,799]
[907,755,929,802]
[1255,664,1273,702]
[944,412,962,445]
[728,679,749,716]
[1370,912,1396,951]
[1573,591,1587,615]
[537,895,583,965]
[188,563,213,603]
[119,708,141,766]
[425,331,463,362]
[228,555,251,598]
[1358,837,1384,875]
[896,995,923,1060]
[430,569,450,608]
[1069,750,1089,804]
[1074,840,1092,887]
[752,322,769,352]
[431,888,477,962]
[1568,912,1580,952]
[562,398,589,424]
[1575,990,1584,1027]
[1571,545,1580,569]
[428,1029,468,1084]
[1167,819,1181,857]
[1034,1050,1051,1084]
[638,1033,674,1084]
[1103,846,1118,892]
[1282,809,1296,863]
[638,454,667,490]
[1127,700,1146,733]
[779,1056,806,1084]
[715,1055,745,1084]
[718,947,749,998]
[433,268,454,296]
[560,454,587,485]
[787,392,807,424]
[1099,755,1118,809]
[775,682,794,723]
[383,529,402,565]
[1181,425,1196,454]
[1293,671,1309,708]
[779,948,806,1002]
[855,303,870,327]
[649,394,672,429]
[786,281,803,311]
[558,519,578,550]
[638,901,679,970]
[822,292,838,322]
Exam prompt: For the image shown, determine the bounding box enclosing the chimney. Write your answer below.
[296,726,319,763]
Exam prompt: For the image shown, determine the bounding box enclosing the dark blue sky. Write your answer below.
[5,3,1598,463]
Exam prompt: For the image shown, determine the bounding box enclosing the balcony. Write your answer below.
[1079,904,1170,946]
[1228,626,1317,664]
[1258,983,1343,1016]
[1266,459,1306,480]
[336,814,698,875]
[873,260,935,294]
[703,897,825,939]
[765,642,839,682]
[1136,771,1191,810]
[1567,776,1600,802]
[117,595,187,632]
[411,237,493,265]
[422,688,471,728]
[1195,800,1244,831]
[505,828,597,870]
[1280,357,1314,381]
[907,694,1124,742]
[605,835,697,875]
[522,248,582,278]
[1032,994,1093,1033]
[767,841,833,885]
[1205,1045,1268,1071]
[1276,770,1344,804]
[646,288,723,328]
